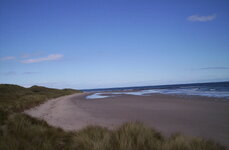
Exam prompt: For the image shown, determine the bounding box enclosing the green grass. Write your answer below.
[0,84,226,150]
[0,84,79,112]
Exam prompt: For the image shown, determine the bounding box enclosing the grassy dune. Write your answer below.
[0,84,79,112]
[0,84,226,150]
[0,84,79,124]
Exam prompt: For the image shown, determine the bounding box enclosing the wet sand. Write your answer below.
[25,93,229,148]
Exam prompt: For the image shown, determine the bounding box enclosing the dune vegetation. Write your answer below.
[0,84,79,124]
[0,84,226,150]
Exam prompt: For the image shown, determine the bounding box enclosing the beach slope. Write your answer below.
[25,93,229,148]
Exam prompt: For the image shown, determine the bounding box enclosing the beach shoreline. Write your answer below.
[25,92,229,148]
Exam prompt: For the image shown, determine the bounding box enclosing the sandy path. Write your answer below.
[25,93,229,148]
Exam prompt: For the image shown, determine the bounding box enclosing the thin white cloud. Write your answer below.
[0,56,15,61]
[20,52,43,58]
[22,72,39,75]
[187,14,216,22]
[21,54,63,64]
[2,71,17,76]
[200,67,229,70]
[1,71,40,76]
[21,54,30,58]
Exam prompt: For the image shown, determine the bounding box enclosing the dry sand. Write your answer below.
[25,93,229,148]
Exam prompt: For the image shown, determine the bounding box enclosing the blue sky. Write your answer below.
[0,0,229,89]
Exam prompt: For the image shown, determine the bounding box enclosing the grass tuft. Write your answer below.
[110,122,163,150]
[72,125,111,150]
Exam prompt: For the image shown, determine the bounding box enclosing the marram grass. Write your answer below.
[0,116,225,150]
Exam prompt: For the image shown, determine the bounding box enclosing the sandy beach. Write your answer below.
[25,92,229,148]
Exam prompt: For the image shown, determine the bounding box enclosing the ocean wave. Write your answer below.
[86,89,229,99]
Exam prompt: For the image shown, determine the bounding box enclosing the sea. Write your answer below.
[83,81,229,99]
